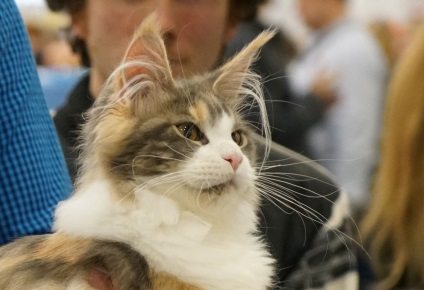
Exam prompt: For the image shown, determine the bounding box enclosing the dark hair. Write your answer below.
[46,0,265,19]
[46,0,266,67]
[46,0,85,13]
[229,0,267,22]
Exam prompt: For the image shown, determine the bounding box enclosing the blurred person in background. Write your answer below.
[368,21,402,71]
[39,36,80,67]
[289,0,388,214]
[23,10,76,66]
[361,22,424,290]
[23,11,87,112]
[224,0,336,154]
[45,0,359,288]
[368,14,424,74]
[0,0,72,246]
[36,33,87,113]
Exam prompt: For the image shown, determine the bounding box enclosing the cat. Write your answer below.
[0,14,276,290]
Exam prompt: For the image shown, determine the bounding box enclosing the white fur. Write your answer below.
[325,190,350,230]
[184,113,249,188]
[318,271,358,290]
[55,114,274,290]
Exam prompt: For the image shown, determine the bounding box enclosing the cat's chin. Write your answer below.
[179,180,236,195]
[194,181,234,196]
[186,179,250,197]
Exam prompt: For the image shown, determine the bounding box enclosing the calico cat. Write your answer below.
[0,14,275,290]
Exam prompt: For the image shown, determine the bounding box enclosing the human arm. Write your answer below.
[0,0,72,245]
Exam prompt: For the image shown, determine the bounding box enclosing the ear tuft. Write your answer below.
[122,13,167,80]
[112,13,175,104]
[212,29,276,161]
[213,29,276,98]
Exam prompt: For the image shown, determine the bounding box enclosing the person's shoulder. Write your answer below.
[0,0,16,23]
[53,72,92,127]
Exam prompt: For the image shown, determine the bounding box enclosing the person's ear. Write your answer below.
[71,9,88,40]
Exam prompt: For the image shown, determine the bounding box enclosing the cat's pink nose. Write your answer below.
[223,153,243,172]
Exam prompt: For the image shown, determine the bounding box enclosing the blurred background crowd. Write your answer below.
[7,0,424,288]
[17,0,87,111]
[16,0,424,113]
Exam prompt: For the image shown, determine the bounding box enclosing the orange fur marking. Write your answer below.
[150,271,202,290]
[0,255,29,272]
[33,233,92,264]
[189,101,209,123]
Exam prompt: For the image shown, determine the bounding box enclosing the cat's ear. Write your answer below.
[212,30,275,100]
[113,13,175,104]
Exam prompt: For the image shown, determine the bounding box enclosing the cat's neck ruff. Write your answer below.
[54,178,274,289]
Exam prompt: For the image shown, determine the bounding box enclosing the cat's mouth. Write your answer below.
[196,180,234,195]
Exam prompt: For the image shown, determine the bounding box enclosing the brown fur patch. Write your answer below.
[189,101,209,124]
[94,106,135,161]
[0,235,46,271]
[150,271,202,290]
[0,255,30,272]
[33,233,92,264]
[93,106,138,203]
[0,233,151,290]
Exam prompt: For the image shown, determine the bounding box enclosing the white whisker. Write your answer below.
[163,142,191,159]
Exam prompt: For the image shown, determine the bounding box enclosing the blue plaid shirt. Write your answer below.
[0,0,72,245]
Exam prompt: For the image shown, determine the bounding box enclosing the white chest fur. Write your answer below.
[54,180,275,290]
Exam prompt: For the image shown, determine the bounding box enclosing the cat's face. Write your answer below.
[82,14,273,210]
[110,78,257,196]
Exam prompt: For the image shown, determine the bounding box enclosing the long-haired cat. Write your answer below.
[0,14,275,290]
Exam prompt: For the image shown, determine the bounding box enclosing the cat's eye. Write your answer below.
[232,131,243,146]
[176,123,205,143]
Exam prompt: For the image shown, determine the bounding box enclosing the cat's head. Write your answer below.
[79,14,273,213]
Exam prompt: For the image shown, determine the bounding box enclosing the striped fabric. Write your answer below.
[0,0,72,245]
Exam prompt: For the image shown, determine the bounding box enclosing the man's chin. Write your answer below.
[170,63,192,79]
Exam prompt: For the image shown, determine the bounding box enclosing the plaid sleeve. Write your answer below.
[0,0,73,245]
[284,191,359,290]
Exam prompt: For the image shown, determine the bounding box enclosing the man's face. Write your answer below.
[297,0,329,30]
[73,0,235,85]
